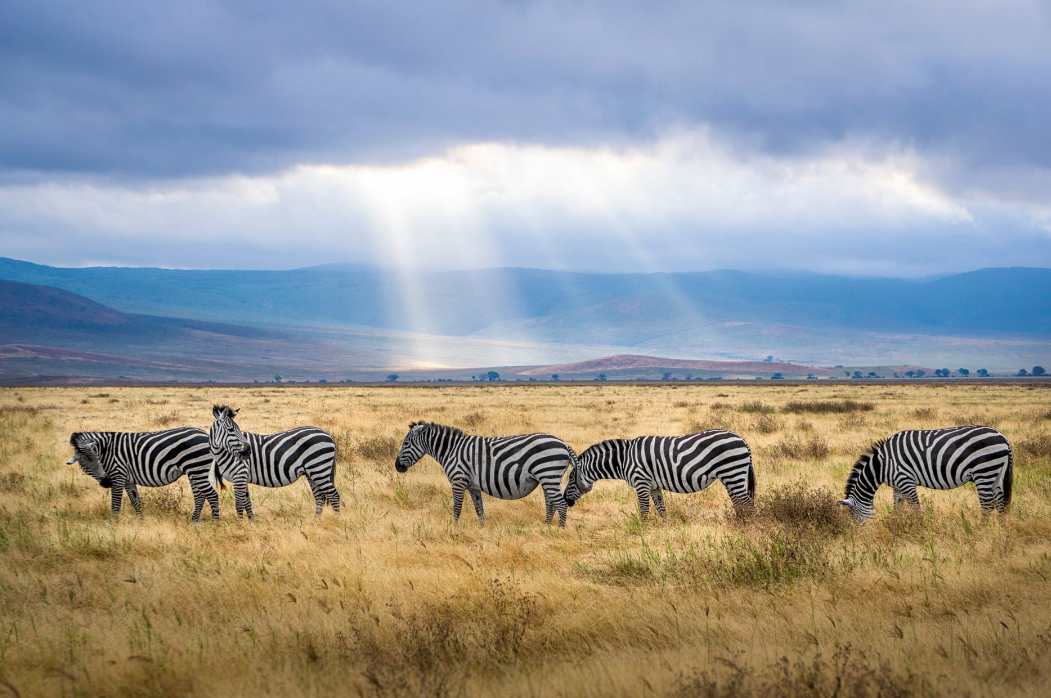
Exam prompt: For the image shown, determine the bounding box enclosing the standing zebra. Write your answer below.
[563,431,756,519]
[840,426,1012,522]
[67,427,220,521]
[395,422,575,527]
[209,405,341,518]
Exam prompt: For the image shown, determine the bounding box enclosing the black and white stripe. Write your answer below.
[67,428,220,521]
[840,426,1013,521]
[563,431,756,519]
[395,421,575,527]
[209,405,341,518]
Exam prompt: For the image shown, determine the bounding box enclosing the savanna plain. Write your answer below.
[1,382,1051,698]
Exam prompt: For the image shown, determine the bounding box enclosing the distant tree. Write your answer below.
[529,377,537,381]
[844,371,851,377]
[957,368,969,376]
[868,372,878,378]
[977,368,989,377]
[914,370,926,378]
[852,371,863,379]
[905,371,915,378]
[806,374,817,380]
[487,371,500,381]
[685,373,693,380]
[771,372,784,379]
[764,355,774,362]
[1033,366,1046,376]
[662,372,672,381]
[274,374,282,382]
[386,374,399,382]
[596,374,607,381]
[319,379,327,383]
[834,365,843,368]
[1018,368,1029,376]
[551,374,559,381]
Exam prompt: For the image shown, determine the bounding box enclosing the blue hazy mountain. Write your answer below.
[1,257,1049,338]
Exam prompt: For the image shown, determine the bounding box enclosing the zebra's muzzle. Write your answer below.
[98,476,112,489]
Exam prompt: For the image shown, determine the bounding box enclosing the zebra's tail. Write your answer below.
[211,456,225,492]
[747,461,756,502]
[1002,449,1013,508]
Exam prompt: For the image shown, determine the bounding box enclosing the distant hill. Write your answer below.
[522,354,838,379]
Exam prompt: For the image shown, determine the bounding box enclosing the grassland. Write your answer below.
[1,382,1050,697]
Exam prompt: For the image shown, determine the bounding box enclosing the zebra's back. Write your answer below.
[470,433,573,499]
[123,428,211,487]
[886,426,1010,490]
[629,431,751,494]
[244,426,336,487]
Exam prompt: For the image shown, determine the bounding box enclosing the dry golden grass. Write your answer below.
[1,382,1050,697]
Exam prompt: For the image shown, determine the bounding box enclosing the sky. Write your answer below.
[2,0,1051,275]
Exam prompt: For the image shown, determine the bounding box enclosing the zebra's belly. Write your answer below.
[133,466,183,488]
[480,475,538,500]
[248,470,302,488]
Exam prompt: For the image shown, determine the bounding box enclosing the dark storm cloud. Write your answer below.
[2,0,1050,182]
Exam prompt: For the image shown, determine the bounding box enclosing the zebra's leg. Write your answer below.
[899,484,920,510]
[468,488,484,525]
[234,481,254,520]
[893,487,905,508]
[541,481,567,528]
[651,489,667,520]
[326,483,341,514]
[191,487,205,523]
[308,480,325,518]
[973,471,1004,513]
[634,484,651,521]
[206,485,220,521]
[109,478,125,519]
[126,483,143,516]
[451,479,468,522]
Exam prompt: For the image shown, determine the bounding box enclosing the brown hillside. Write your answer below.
[521,354,835,376]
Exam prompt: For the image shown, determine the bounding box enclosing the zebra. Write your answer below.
[840,426,1013,522]
[66,427,220,521]
[209,405,341,518]
[562,431,756,519]
[394,421,575,527]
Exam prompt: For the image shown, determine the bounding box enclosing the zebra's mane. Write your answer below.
[408,421,464,437]
[844,438,886,496]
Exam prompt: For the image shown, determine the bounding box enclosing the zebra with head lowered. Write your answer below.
[67,427,220,521]
[395,422,575,527]
[563,431,756,519]
[840,426,1013,522]
[209,405,341,518]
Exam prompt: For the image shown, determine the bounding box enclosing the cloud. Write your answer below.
[1,1,1049,273]
[2,130,1048,274]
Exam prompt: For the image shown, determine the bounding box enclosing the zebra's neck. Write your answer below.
[846,449,885,504]
[421,426,469,473]
[580,440,627,482]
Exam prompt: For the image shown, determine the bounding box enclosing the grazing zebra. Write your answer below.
[840,426,1013,521]
[395,422,575,527]
[66,427,220,521]
[209,405,341,518]
[562,431,756,519]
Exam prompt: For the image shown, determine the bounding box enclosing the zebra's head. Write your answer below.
[395,422,430,473]
[562,447,598,506]
[68,432,109,487]
[210,405,248,463]
[840,445,883,522]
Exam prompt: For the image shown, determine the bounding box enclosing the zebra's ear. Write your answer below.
[232,408,240,417]
[212,405,222,419]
